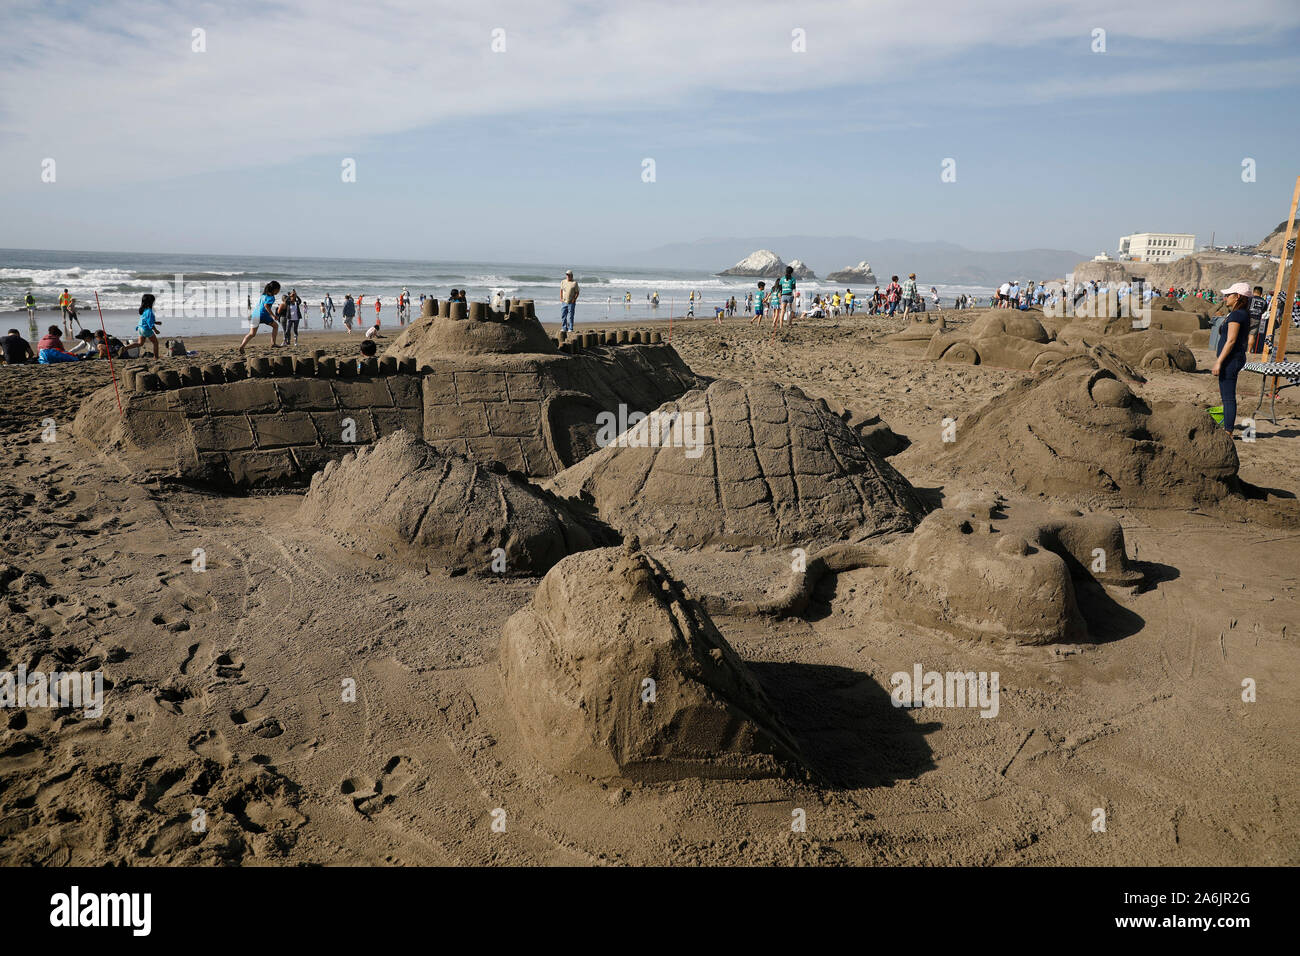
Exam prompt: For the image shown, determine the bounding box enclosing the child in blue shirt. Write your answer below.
[239,281,282,354]
[135,293,161,358]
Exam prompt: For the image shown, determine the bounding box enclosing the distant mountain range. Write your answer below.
[621,236,1088,285]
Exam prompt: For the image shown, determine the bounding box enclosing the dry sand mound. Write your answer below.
[500,544,804,781]
[936,355,1238,505]
[545,379,926,549]
[299,431,593,575]
[882,502,1144,645]
[386,298,556,361]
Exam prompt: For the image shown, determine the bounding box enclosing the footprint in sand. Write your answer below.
[229,707,283,739]
[213,651,245,680]
[187,729,233,767]
[340,755,420,817]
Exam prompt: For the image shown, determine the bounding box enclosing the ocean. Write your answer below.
[0,248,991,339]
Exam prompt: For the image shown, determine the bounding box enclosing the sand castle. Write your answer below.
[544,379,926,549]
[72,298,707,487]
[500,544,805,781]
[933,355,1238,504]
[298,431,595,575]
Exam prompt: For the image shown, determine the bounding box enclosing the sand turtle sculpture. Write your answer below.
[930,355,1238,505]
[298,431,598,575]
[500,543,806,781]
[544,379,927,550]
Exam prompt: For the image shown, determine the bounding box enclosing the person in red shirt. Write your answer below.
[374,297,381,330]
[36,326,84,363]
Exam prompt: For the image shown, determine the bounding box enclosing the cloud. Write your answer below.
[1,0,1297,187]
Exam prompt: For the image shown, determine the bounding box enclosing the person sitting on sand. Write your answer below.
[134,294,161,359]
[70,330,99,356]
[92,329,125,359]
[364,320,382,340]
[36,326,84,363]
[239,281,282,354]
[2,328,35,365]
[1213,282,1253,439]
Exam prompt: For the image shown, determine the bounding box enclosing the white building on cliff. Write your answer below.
[1117,233,1195,263]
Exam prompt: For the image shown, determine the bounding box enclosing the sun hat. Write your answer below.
[1221,282,1252,296]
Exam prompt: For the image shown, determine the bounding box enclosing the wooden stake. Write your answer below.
[1260,176,1300,402]
[94,291,123,416]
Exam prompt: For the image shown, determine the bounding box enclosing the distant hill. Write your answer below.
[621,235,1088,286]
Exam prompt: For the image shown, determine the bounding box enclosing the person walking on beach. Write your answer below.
[58,288,71,335]
[750,282,765,325]
[239,281,282,353]
[886,277,902,317]
[1213,282,1252,438]
[324,293,335,328]
[342,294,356,331]
[901,274,919,317]
[23,292,37,335]
[134,293,161,359]
[560,269,580,333]
[776,265,797,328]
[374,297,382,328]
[284,293,302,345]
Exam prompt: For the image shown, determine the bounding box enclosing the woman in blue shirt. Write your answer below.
[1212,282,1252,437]
[239,281,282,354]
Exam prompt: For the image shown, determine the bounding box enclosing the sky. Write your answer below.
[1,0,1299,264]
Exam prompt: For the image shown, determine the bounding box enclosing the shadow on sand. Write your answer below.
[749,661,936,790]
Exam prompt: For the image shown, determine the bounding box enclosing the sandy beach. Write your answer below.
[1,304,1295,867]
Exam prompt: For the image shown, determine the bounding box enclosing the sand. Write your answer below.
[1,311,1297,866]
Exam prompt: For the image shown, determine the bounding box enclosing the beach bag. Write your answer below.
[1208,315,1225,355]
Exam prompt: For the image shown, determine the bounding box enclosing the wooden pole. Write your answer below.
[94,291,123,416]
[1258,175,1300,358]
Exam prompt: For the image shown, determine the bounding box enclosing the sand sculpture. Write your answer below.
[924,309,1192,374]
[924,311,1079,369]
[298,431,596,575]
[73,298,707,486]
[884,313,947,349]
[933,355,1238,504]
[544,379,926,549]
[383,298,708,476]
[1056,324,1197,371]
[879,503,1144,645]
[500,543,805,781]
